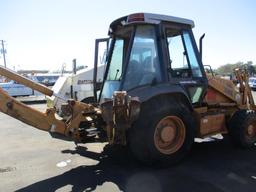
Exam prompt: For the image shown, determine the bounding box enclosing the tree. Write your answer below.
[216,61,256,76]
[215,62,243,75]
[244,61,256,76]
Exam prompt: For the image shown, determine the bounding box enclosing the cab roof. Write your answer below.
[109,13,195,32]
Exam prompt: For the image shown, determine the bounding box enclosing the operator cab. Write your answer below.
[100,13,207,106]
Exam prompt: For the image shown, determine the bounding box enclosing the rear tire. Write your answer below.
[128,97,195,165]
[228,110,256,147]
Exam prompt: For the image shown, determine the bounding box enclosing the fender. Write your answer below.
[128,83,193,111]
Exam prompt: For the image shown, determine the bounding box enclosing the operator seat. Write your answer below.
[139,57,156,85]
[124,59,141,90]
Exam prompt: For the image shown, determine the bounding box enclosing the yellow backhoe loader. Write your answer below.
[0,13,255,165]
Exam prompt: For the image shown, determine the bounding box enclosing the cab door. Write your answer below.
[93,38,109,101]
[166,28,207,105]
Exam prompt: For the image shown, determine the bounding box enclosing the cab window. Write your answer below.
[167,33,190,78]
[106,39,124,80]
[183,31,202,77]
[123,25,162,90]
[166,29,202,78]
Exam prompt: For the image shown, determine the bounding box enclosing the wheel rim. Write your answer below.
[154,116,186,155]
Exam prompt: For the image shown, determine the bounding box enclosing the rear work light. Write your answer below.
[127,13,145,23]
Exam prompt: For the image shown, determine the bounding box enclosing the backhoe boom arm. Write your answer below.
[0,66,99,142]
[0,66,53,96]
[0,87,66,134]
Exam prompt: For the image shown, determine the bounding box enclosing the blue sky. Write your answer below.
[0,0,255,71]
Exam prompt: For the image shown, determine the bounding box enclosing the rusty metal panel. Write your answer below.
[205,87,233,104]
[200,113,227,137]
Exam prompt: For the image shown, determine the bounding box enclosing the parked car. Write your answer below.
[0,80,36,97]
[248,77,256,90]
[32,74,61,86]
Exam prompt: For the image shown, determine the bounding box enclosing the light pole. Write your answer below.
[1,40,7,68]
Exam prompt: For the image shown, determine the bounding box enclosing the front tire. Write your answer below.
[128,97,195,165]
[228,110,256,147]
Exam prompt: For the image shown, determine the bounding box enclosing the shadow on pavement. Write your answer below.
[16,137,256,192]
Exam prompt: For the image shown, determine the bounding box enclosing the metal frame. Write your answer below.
[93,38,109,102]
